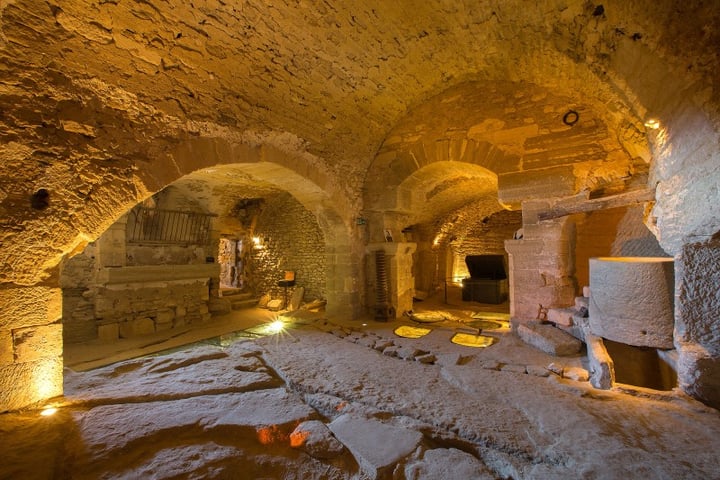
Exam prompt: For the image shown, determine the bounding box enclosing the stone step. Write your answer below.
[221,288,246,297]
[231,298,261,310]
[547,307,575,326]
[575,296,589,310]
[517,321,583,357]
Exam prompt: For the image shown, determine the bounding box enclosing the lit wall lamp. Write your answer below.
[252,236,264,249]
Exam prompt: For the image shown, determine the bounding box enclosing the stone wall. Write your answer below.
[93,266,215,342]
[575,205,666,289]
[676,239,720,409]
[247,193,326,303]
[506,200,576,322]
[452,210,522,279]
[61,191,220,344]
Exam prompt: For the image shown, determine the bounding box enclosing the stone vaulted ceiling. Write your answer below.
[0,0,718,282]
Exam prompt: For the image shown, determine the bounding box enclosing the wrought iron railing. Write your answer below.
[128,206,215,245]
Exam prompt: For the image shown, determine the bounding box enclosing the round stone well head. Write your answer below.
[589,257,675,349]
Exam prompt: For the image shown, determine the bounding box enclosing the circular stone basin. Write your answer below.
[409,311,449,323]
[589,256,674,349]
[467,319,505,331]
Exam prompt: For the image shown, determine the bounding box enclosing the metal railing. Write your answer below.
[128,206,215,245]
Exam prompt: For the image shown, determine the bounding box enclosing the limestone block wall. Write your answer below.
[0,284,63,411]
[452,210,522,279]
[93,267,215,342]
[675,240,720,409]
[505,200,576,322]
[247,193,326,303]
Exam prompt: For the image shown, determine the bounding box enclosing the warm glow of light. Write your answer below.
[256,425,286,445]
[268,320,285,333]
[40,407,57,417]
[289,430,309,448]
[450,333,498,348]
[252,236,261,245]
[394,325,432,339]
[644,118,660,129]
[33,361,62,402]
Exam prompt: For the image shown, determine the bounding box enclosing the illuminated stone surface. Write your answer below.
[0,0,718,434]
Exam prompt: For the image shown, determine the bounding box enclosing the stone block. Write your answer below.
[589,257,674,349]
[290,420,345,459]
[575,296,589,310]
[97,323,119,342]
[563,366,590,382]
[404,447,495,480]
[0,330,13,366]
[119,317,155,338]
[517,321,582,356]
[0,357,63,411]
[677,345,720,410]
[156,309,174,324]
[547,307,575,326]
[585,333,615,389]
[13,324,63,363]
[0,286,62,331]
[329,415,422,480]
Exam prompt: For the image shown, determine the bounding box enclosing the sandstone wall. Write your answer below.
[247,193,326,304]
[574,205,666,289]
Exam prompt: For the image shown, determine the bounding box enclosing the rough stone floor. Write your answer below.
[2,303,720,479]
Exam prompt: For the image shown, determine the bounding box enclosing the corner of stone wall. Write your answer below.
[675,238,720,409]
[0,284,63,412]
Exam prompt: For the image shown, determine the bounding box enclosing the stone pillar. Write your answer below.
[0,283,63,411]
[366,242,417,319]
[504,200,576,324]
[96,214,128,268]
[325,243,362,319]
[675,239,720,409]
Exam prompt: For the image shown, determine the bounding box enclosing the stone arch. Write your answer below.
[0,134,360,412]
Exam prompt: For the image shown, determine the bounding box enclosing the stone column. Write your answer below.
[0,282,63,411]
[366,242,417,319]
[675,239,720,409]
[96,214,128,268]
[504,200,576,324]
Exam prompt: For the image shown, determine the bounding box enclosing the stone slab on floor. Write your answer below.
[64,344,279,403]
[290,420,345,459]
[404,448,495,480]
[517,321,582,356]
[75,389,317,460]
[329,414,423,479]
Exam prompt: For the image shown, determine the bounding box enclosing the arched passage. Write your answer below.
[1,133,361,412]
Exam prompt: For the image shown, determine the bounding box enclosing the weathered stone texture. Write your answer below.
[675,240,720,409]
[248,192,326,302]
[589,257,674,349]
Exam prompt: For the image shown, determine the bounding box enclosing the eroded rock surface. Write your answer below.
[1,320,720,479]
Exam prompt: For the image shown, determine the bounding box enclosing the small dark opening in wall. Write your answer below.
[604,338,677,391]
[31,188,50,210]
[592,5,605,17]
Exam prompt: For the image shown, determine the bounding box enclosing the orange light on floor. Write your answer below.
[290,430,309,448]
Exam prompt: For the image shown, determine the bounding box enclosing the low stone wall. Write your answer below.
[93,264,218,342]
